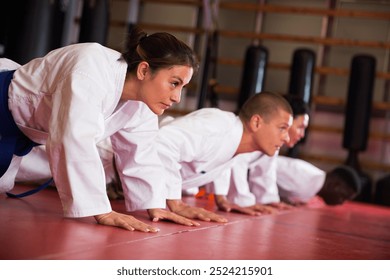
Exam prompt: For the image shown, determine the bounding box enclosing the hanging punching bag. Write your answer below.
[126,0,140,34]
[79,0,110,45]
[343,55,376,152]
[3,0,65,64]
[236,45,268,112]
[343,54,376,203]
[0,2,13,56]
[287,48,316,105]
[286,48,315,157]
[197,30,219,109]
[374,173,390,206]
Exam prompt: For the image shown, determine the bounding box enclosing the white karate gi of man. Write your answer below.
[208,95,360,214]
[155,92,294,222]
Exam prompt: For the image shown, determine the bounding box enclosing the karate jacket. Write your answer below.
[211,151,326,206]
[156,108,243,199]
[0,43,166,217]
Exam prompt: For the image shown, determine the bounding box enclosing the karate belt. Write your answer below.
[0,70,52,198]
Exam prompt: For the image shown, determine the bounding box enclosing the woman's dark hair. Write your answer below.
[122,26,199,75]
[283,94,310,118]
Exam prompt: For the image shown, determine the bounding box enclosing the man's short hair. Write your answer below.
[239,91,293,123]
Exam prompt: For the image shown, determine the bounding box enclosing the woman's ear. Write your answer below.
[249,114,263,132]
[136,61,149,80]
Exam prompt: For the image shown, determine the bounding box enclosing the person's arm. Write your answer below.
[205,168,238,213]
[212,153,276,215]
[94,211,160,232]
[214,185,277,215]
[212,158,258,215]
[248,154,281,205]
[47,74,159,232]
[46,73,112,219]
[166,199,228,223]
[276,156,326,204]
[147,208,201,226]
[156,118,228,223]
[112,107,202,227]
[111,108,167,211]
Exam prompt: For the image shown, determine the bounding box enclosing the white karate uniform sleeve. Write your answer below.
[248,153,281,204]
[45,71,110,217]
[226,154,257,207]
[95,138,117,185]
[111,108,166,211]
[156,123,203,199]
[204,167,231,196]
[0,58,21,71]
[276,156,326,203]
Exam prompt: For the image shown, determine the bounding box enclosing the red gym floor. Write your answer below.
[1,184,390,260]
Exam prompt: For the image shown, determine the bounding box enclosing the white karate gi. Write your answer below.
[275,156,326,203]
[204,152,259,206]
[156,108,243,199]
[0,58,21,71]
[15,140,117,186]
[0,43,166,217]
[211,151,327,206]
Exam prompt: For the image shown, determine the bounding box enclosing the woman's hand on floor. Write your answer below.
[94,210,160,232]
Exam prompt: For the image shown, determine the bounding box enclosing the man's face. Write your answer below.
[253,109,293,156]
[285,114,309,148]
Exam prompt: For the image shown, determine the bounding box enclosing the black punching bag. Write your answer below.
[286,48,316,157]
[287,48,316,105]
[374,174,390,206]
[3,0,65,64]
[79,0,110,45]
[236,45,268,112]
[0,2,13,55]
[343,54,376,203]
[197,30,219,109]
[343,55,375,153]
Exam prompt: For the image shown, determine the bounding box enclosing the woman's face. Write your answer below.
[138,64,194,115]
[285,114,309,148]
